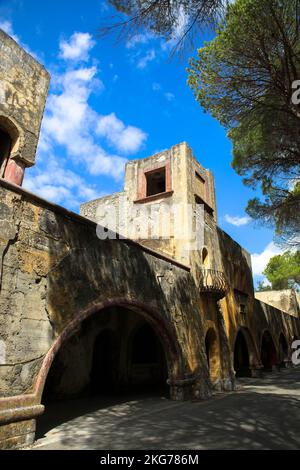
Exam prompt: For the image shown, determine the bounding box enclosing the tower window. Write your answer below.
[0,128,12,173]
[195,195,214,217]
[146,167,166,197]
[240,304,247,315]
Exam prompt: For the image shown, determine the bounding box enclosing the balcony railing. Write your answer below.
[199,269,229,299]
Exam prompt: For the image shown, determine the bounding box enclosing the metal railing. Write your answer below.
[199,269,228,299]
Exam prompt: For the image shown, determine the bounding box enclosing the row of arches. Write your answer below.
[35,300,297,441]
[40,313,296,404]
[204,326,294,381]
[233,329,292,377]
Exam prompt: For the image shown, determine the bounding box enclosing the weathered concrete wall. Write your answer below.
[253,299,300,352]
[0,29,49,173]
[1,180,232,449]
[255,290,300,318]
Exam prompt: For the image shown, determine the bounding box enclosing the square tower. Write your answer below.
[0,29,50,185]
[81,142,217,267]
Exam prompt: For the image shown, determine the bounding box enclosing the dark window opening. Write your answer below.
[195,171,205,183]
[240,304,247,315]
[234,289,248,314]
[146,168,166,197]
[0,128,12,171]
[195,194,214,217]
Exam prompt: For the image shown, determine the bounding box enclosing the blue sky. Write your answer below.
[0,0,283,285]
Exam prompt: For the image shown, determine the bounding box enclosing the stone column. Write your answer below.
[4,157,25,186]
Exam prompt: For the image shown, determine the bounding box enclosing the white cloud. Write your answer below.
[37,31,148,190]
[4,25,148,209]
[251,242,283,277]
[164,92,175,101]
[126,33,153,49]
[224,214,251,227]
[137,49,156,69]
[0,20,18,41]
[161,6,190,51]
[97,113,147,154]
[41,65,128,181]
[0,19,39,60]
[24,155,102,208]
[59,32,95,62]
[171,5,189,40]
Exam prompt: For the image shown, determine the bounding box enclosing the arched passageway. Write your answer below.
[37,305,170,438]
[261,331,278,371]
[130,323,167,391]
[234,330,251,377]
[278,333,289,368]
[205,328,220,383]
[90,330,116,394]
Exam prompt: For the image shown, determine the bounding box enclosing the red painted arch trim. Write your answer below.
[34,297,184,401]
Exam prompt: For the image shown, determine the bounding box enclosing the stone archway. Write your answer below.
[233,327,260,377]
[37,299,183,399]
[35,299,183,441]
[261,330,278,371]
[205,328,220,384]
[234,330,251,377]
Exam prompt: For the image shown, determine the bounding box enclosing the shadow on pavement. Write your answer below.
[34,367,300,450]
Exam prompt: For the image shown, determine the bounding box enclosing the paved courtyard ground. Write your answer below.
[29,367,300,450]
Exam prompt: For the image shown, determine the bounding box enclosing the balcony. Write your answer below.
[199,269,229,300]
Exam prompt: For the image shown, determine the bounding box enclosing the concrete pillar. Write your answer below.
[4,158,25,186]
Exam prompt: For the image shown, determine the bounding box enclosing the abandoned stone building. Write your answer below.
[0,29,299,450]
